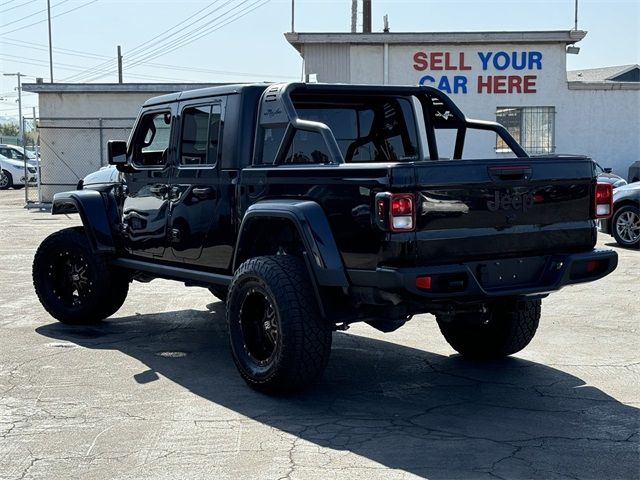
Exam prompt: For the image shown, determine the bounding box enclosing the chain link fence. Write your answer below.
[28,117,135,205]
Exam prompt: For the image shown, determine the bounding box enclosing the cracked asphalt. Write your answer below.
[1,188,638,480]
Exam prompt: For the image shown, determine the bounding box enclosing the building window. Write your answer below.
[496,106,555,154]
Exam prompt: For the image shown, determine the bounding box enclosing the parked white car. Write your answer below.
[0,152,38,190]
[0,144,39,167]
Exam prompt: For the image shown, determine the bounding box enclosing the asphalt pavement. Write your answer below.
[1,188,638,479]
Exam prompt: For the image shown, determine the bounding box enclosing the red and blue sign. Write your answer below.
[413,50,543,94]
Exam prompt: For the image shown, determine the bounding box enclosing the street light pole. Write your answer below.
[3,72,24,144]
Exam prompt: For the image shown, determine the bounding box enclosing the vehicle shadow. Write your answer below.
[36,305,639,479]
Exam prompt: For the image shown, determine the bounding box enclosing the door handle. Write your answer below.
[192,187,215,199]
[149,184,168,195]
[488,165,532,182]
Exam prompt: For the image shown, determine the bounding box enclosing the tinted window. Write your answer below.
[283,130,330,164]
[132,111,172,167]
[259,126,286,164]
[180,104,222,166]
[295,97,418,163]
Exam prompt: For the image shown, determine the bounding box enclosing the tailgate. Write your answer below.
[406,156,597,265]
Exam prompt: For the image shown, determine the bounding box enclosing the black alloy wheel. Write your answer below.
[238,286,280,367]
[47,249,93,308]
[227,255,332,393]
[33,227,129,324]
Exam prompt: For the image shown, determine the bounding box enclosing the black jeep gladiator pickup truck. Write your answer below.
[32,83,618,392]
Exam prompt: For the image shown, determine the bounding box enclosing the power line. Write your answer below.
[1,0,99,36]
[125,0,226,57]
[125,0,272,71]
[0,0,39,15]
[0,38,296,80]
[64,0,240,82]
[0,0,71,29]
[125,0,255,67]
[0,37,112,61]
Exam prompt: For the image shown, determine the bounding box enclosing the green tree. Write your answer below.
[0,123,19,137]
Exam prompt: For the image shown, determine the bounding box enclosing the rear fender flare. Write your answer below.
[233,200,348,288]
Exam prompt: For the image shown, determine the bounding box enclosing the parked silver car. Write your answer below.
[599,182,640,249]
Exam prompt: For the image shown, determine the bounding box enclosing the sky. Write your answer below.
[0,0,638,117]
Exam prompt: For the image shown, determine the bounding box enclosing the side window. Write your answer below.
[132,111,172,167]
[180,104,222,166]
[259,126,286,164]
[283,130,330,164]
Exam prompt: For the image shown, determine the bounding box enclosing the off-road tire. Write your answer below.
[208,285,228,302]
[436,298,541,359]
[227,255,332,393]
[33,227,129,324]
[0,170,13,190]
[612,205,640,249]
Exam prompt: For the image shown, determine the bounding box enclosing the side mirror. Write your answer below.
[108,140,128,165]
[604,167,613,173]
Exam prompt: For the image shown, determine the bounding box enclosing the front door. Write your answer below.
[168,99,230,269]
[121,108,175,258]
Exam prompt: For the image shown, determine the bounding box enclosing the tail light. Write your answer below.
[594,182,613,219]
[374,192,416,232]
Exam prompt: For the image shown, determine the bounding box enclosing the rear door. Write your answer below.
[168,98,231,269]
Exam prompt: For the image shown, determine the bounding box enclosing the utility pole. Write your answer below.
[363,0,372,33]
[290,0,295,32]
[117,45,123,83]
[574,0,579,30]
[351,0,357,33]
[3,72,24,144]
[47,0,54,82]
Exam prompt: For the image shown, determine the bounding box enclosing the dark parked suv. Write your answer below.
[33,83,617,392]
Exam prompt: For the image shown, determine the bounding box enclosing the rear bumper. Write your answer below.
[347,249,618,300]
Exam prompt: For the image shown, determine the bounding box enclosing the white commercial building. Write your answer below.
[285,30,639,175]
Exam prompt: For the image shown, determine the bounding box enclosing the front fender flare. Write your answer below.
[52,190,116,253]
[233,200,349,288]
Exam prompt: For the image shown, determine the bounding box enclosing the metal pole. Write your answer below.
[117,45,123,83]
[3,72,24,142]
[33,106,41,204]
[47,0,54,82]
[574,0,579,30]
[291,0,295,32]
[17,74,23,144]
[363,0,372,33]
[99,118,104,166]
[351,0,357,33]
